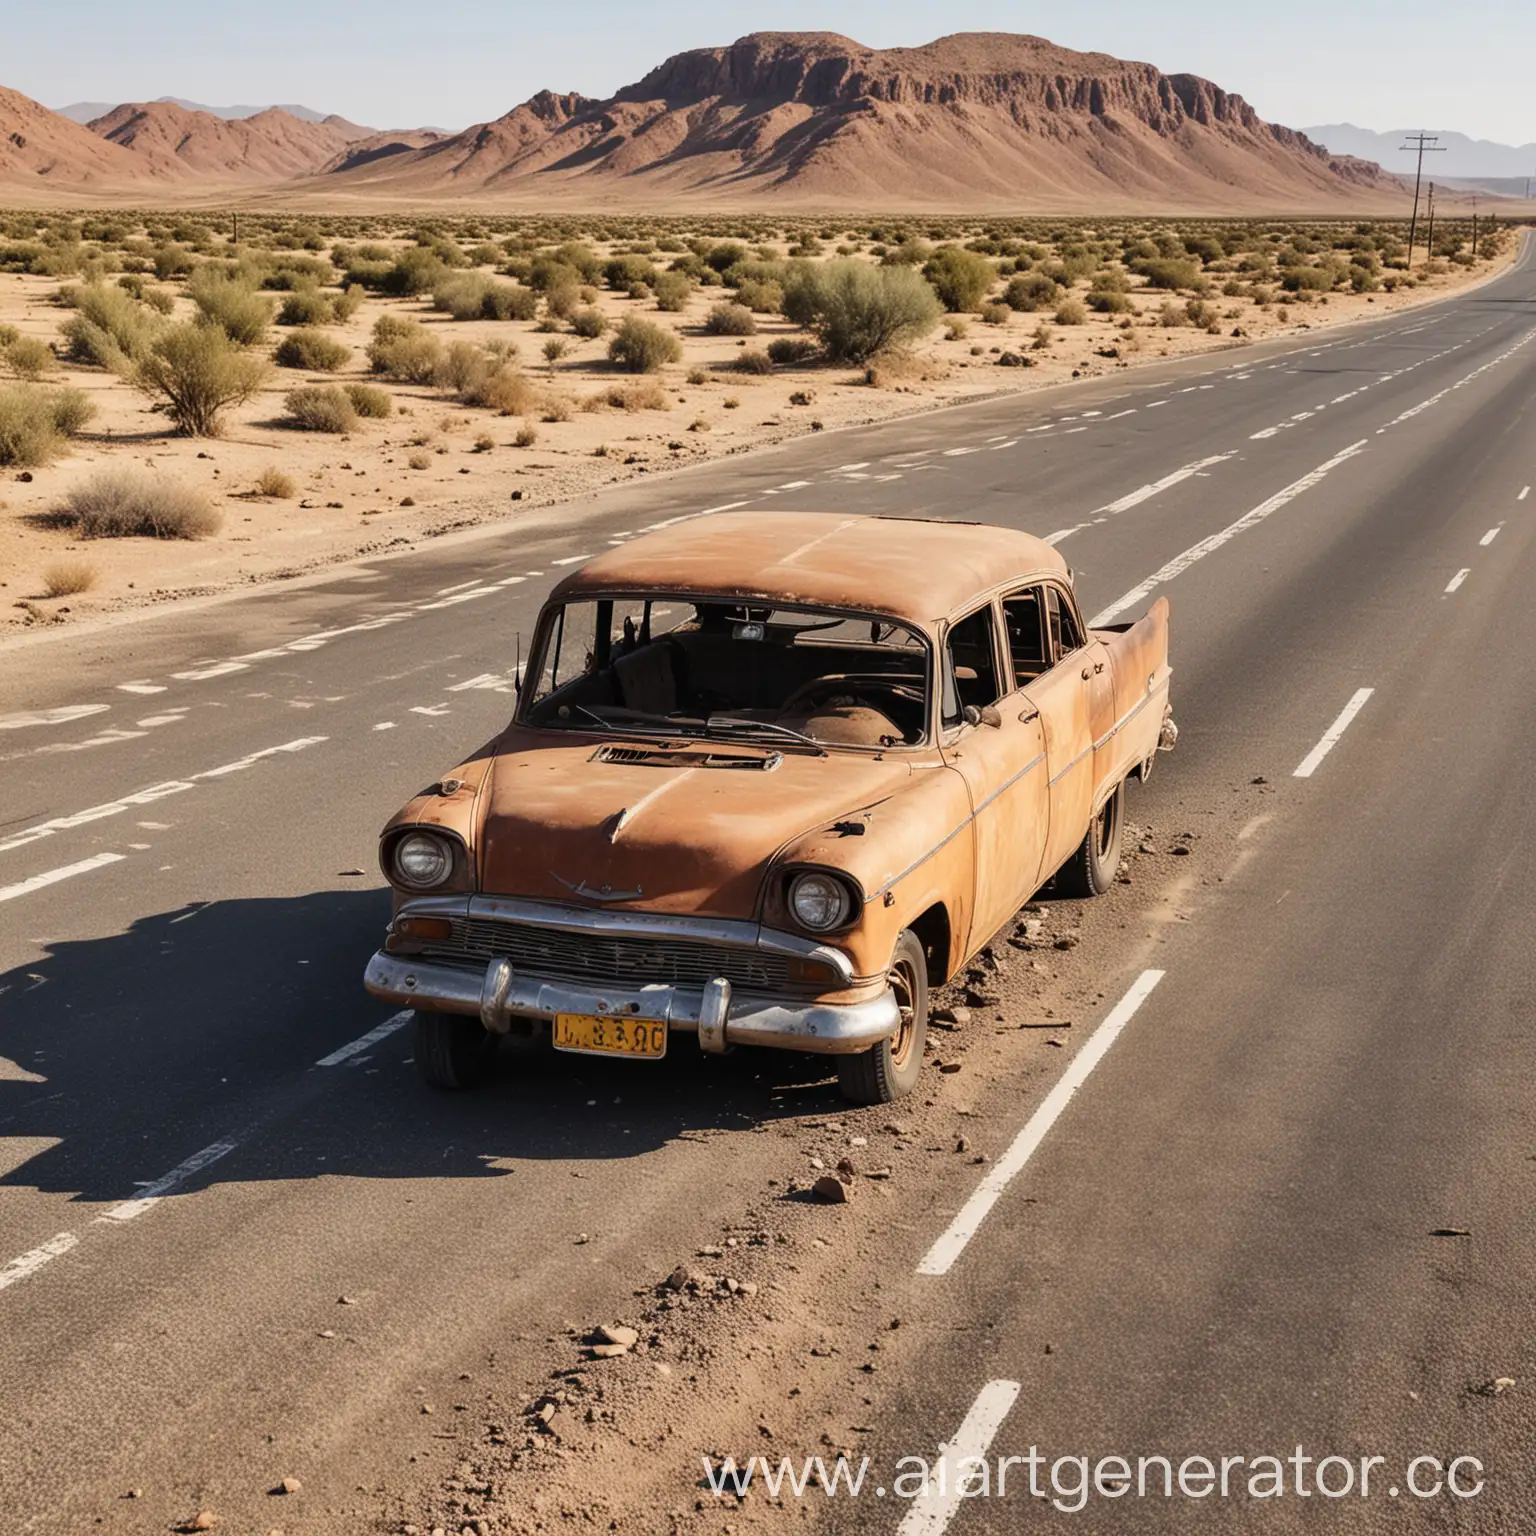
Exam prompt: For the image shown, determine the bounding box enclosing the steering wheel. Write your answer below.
[778,674,919,716]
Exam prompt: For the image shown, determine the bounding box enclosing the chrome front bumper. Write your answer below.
[363,951,900,1056]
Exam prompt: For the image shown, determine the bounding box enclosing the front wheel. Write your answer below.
[1056,781,1125,898]
[837,929,928,1104]
[414,1010,497,1090]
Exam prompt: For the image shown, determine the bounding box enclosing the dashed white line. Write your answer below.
[1095,454,1234,517]
[1480,527,1501,547]
[172,660,249,681]
[0,852,126,904]
[1444,568,1471,593]
[550,554,590,566]
[917,969,1166,1276]
[1520,487,1531,502]
[0,1232,78,1293]
[100,1139,240,1223]
[116,682,167,695]
[316,1011,412,1067]
[0,704,111,731]
[1090,441,1369,627]
[894,1380,1022,1536]
[1293,688,1374,779]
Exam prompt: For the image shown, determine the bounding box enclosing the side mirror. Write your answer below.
[962,704,1003,729]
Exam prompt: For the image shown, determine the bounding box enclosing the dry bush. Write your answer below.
[734,278,784,314]
[1157,300,1186,328]
[1053,298,1088,326]
[979,301,1011,325]
[1003,272,1059,312]
[345,382,392,418]
[63,469,220,539]
[923,247,996,312]
[542,338,569,370]
[435,340,490,394]
[58,282,163,371]
[0,385,96,467]
[255,465,297,498]
[864,352,945,389]
[368,316,444,383]
[277,288,332,326]
[705,302,756,336]
[766,337,819,366]
[274,328,351,371]
[735,348,772,374]
[608,316,682,373]
[407,451,430,470]
[784,261,941,363]
[137,324,269,436]
[42,558,98,597]
[460,364,536,415]
[188,270,274,346]
[433,272,538,321]
[514,423,538,447]
[285,384,358,433]
[652,272,693,312]
[569,307,610,339]
[582,381,667,412]
[4,336,58,381]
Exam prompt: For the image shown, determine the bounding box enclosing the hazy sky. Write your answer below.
[9,0,1534,145]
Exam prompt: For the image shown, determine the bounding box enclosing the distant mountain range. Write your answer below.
[57,97,330,125]
[7,33,1411,210]
[1304,124,1536,182]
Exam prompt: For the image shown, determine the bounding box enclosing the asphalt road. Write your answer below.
[3,239,1535,1534]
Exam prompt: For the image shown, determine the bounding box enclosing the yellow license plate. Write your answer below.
[553,1013,667,1059]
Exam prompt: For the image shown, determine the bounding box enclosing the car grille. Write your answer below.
[422,917,792,992]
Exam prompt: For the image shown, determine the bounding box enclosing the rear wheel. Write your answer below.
[414,1010,497,1090]
[1056,780,1125,898]
[836,929,928,1105]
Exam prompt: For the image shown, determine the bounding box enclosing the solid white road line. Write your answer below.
[1481,527,1502,546]
[0,852,126,905]
[1094,454,1234,518]
[1445,568,1471,593]
[894,1380,1023,1536]
[316,1011,412,1067]
[1293,688,1375,779]
[1089,441,1368,626]
[0,1232,79,1293]
[100,1139,239,1223]
[917,970,1166,1277]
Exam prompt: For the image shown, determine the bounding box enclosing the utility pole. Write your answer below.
[1471,195,1478,262]
[1399,131,1445,267]
[1425,183,1436,261]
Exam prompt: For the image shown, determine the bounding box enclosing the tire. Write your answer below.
[413,1010,497,1090]
[1055,780,1125,898]
[837,929,928,1105]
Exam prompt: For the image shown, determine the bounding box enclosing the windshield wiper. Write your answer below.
[704,716,828,755]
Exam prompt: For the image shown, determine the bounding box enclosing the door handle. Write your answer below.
[1081,666,1092,680]
[1094,661,1106,674]
[1018,708,1040,724]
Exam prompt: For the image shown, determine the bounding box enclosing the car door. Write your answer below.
[1022,583,1107,880]
[1050,582,1118,805]
[940,598,1050,950]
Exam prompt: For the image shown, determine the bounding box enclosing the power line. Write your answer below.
[1399,132,1446,268]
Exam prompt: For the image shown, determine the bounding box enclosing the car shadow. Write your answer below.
[0,887,842,1206]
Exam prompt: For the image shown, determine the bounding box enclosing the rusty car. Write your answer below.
[363,512,1174,1102]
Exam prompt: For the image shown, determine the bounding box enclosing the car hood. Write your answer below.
[477,730,914,917]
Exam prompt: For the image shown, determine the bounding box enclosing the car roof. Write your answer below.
[549,511,1069,627]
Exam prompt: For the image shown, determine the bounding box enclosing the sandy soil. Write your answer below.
[0,240,1518,636]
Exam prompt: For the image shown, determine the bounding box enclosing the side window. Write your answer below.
[941,605,1003,726]
[1002,587,1048,686]
[1046,586,1085,662]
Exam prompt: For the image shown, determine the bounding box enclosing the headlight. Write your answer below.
[393,832,453,889]
[789,871,852,932]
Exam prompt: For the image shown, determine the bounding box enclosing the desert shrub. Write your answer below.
[407,451,431,470]
[48,387,95,437]
[652,271,693,312]
[1053,298,1088,325]
[1185,298,1220,328]
[569,307,610,339]
[42,559,98,597]
[1135,257,1203,292]
[514,422,538,447]
[608,316,682,373]
[1087,288,1133,314]
[766,336,820,365]
[604,254,657,290]
[735,347,773,374]
[141,287,177,316]
[1281,265,1334,293]
[331,283,365,321]
[136,323,269,436]
[432,272,536,321]
[63,469,219,539]
[274,328,350,371]
[58,282,163,370]
[345,382,392,418]
[542,337,570,368]
[435,340,490,394]
[583,380,668,412]
[0,323,17,346]
[705,302,756,336]
[3,335,57,380]
[460,364,536,415]
[188,270,274,346]
[277,288,331,325]
[368,316,445,383]
[255,465,297,497]
[1157,300,1186,328]
[0,385,93,466]
[734,278,784,314]
[342,259,395,291]
[783,261,941,363]
[1003,272,1058,311]
[285,384,357,432]
[152,244,196,280]
[979,301,1011,325]
[704,242,749,274]
[381,249,448,296]
[543,278,582,321]
[923,247,995,312]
